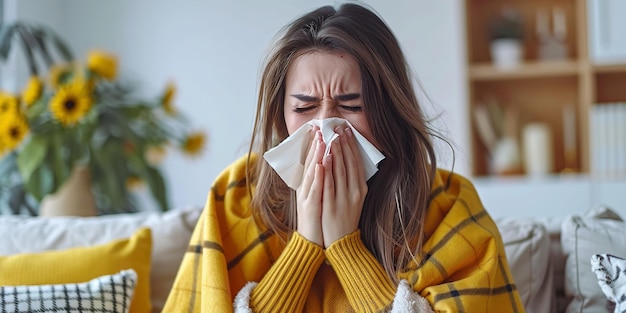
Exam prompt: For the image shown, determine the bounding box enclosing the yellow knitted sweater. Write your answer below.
[163,155,524,312]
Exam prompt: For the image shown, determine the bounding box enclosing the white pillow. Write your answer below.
[496,217,554,313]
[0,269,137,313]
[0,206,202,313]
[561,205,626,313]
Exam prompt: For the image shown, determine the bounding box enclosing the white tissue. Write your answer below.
[263,117,385,189]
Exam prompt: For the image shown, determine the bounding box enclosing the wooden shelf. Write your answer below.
[465,0,626,178]
[593,63,626,73]
[469,60,580,81]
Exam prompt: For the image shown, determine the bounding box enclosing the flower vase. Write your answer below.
[39,166,98,217]
[490,39,523,69]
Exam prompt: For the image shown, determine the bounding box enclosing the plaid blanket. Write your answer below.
[163,155,524,312]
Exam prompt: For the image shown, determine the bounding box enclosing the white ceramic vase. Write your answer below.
[490,39,523,69]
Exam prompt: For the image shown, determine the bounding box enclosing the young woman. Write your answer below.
[164,3,523,312]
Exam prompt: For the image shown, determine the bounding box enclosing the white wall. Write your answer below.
[4,0,470,212]
[474,175,626,219]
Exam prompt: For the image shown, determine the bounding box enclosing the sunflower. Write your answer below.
[0,139,6,157]
[21,76,44,106]
[0,93,19,118]
[162,82,176,115]
[182,132,206,156]
[49,81,93,126]
[48,63,72,89]
[87,50,118,81]
[0,113,29,151]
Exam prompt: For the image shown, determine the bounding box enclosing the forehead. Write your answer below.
[285,51,361,90]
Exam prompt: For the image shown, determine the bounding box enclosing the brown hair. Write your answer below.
[247,3,438,283]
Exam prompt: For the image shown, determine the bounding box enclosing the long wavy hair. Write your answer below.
[247,3,439,283]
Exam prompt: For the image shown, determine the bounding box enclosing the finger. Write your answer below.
[322,152,334,212]
[297,163,324,246]
[301,129,324,193]
[311,163,325,213]
[344,127,366,186]
[330,127,347,196]
[303,126,319,168]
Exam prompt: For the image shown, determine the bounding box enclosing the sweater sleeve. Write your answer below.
[247,231,325,312]
[325,230,397,312]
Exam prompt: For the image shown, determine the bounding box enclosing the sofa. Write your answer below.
[496,204,626,313]
[0,206,202,313]
[0,204,624,313]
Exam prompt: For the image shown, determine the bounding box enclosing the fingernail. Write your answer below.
[345,127,352,137]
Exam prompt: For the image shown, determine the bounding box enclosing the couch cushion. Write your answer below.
[561,205,626,313]
[0,206,202,313]
[533,216,569,313]
[0,269,138,313]
[0,228,152,313]
[496,217,554,313]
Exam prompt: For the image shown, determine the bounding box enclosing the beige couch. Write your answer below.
[0,204,624,313]
[497,205,626,313]
[0,206,202,313]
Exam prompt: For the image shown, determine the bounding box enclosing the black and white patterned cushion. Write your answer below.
[591,254,626,313]
[0,269,137,313]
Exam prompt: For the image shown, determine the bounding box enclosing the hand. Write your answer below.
[321,126,367,248]
[295,127,325,246]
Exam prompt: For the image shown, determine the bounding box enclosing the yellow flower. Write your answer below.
[182,132,205,156]
[87,50,118,81]
[48,63,72,89]
[145,145,167,165]
[0,113,29,151]
[49,81,93,126]
[162,82,176,115]
[0,93,19,118]
[0,139,6,157]
[126,176,145,190]
[21,76,44,106]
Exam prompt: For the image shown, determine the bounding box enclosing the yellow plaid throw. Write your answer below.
[163,155,524,312]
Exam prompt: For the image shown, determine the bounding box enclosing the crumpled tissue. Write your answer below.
[263,117,385,189]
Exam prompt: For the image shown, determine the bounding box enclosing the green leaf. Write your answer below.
[50,138,70,193]
[16,135,48,183]
[145,166,169,212]
[8,185,26,215]
[23,162,53,201]
[0,24,18,60]
[26,99,48,121]
[90,138,129,212]
[0,152,17,178]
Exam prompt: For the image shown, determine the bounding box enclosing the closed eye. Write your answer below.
[293,106,315,113]
[340,105,362,112]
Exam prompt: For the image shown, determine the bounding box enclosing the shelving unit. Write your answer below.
[464,0,626,177]
[469,60,580,80]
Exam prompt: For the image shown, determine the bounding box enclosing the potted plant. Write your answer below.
[488,7,524,69]
[0,22,205,215]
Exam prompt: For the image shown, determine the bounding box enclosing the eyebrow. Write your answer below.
[289,93,361,102]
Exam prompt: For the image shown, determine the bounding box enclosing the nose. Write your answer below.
[317,99,340,120]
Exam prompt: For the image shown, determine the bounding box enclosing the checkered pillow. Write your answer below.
[591,254,626,313]
[0,269,137,313]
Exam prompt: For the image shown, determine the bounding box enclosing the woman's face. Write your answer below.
[283,51,375,146]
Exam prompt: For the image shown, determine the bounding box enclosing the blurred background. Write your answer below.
[1,0,624,218]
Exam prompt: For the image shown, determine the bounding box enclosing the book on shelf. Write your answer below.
[590,102,626,179]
